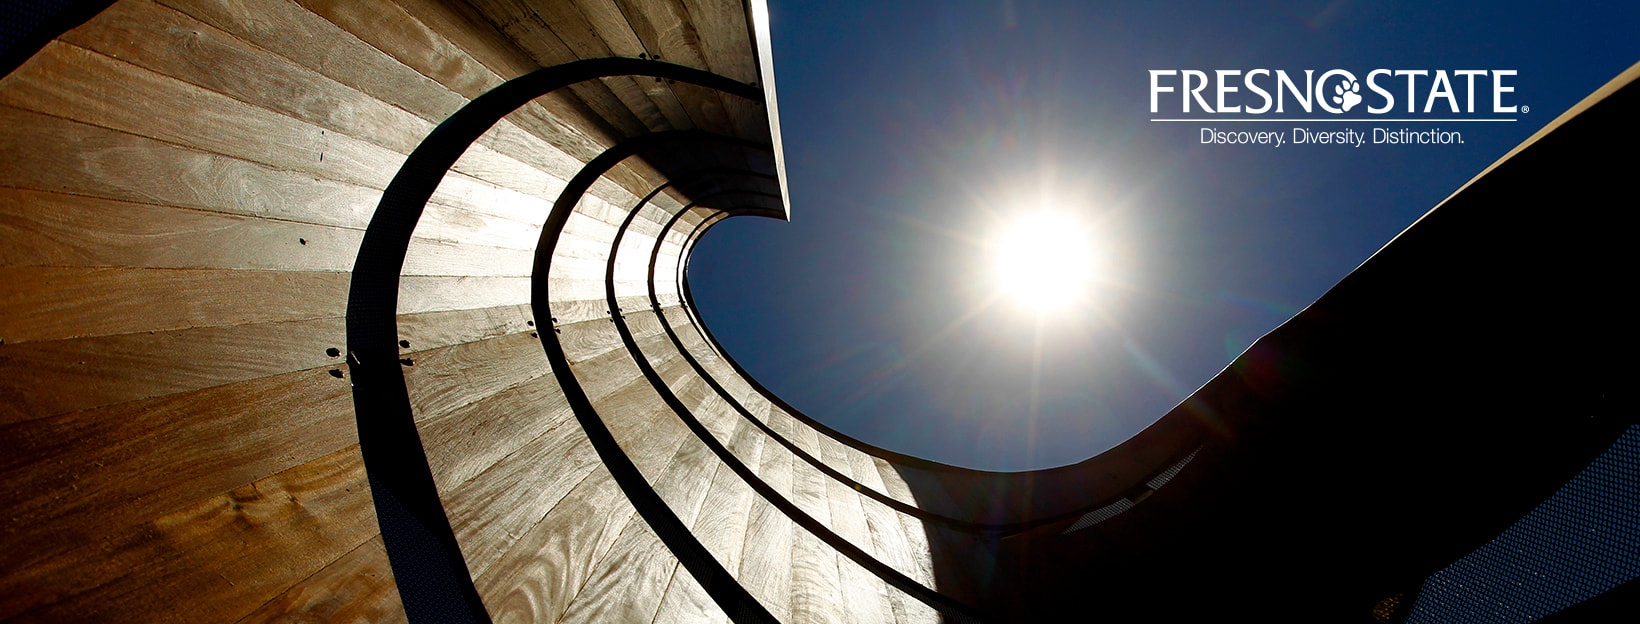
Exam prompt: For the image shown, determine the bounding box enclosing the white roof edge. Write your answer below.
[747,0,792,221]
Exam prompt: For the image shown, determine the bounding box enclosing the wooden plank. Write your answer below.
[822,454,906,624]
[458,0,647,137]
[691,414,764,573]
[4,34,575,228]
[297,0,497,98]
[0,104,380,230]
[1,39,406,192]
[528,0,684,132]
[0,187,537,275]
[435,314,696,581]
[635,313,929,589]
[63,0,649,224]
[737,377,796,619]
[836,553,898,624]
[854,449,920,508]
[649,563,730,624]
[871,458,961,606]
[643,393,723,528]
[599,363,703,480]
[399,275,532,315]
[316,0,656,161]
[786,427,847,624]
[156,0,624,202]
[397,303,536,350]
[788,528,846,624]
[0,301,533,424]
[234,535,406,624]
[557,520,679,624]
[0,266,345,345]
[0,188,359,272]
[472,464,635,624]
[445,322,686,582]
[0,266,526,346]
[569,0,695,129]
[0,367,356,578]
[676,0,766,139]
[609,0,736,135]
[557,314,653,366]
[558,375,743,624]
[738,498,794,622]
[852,458,938,591]
[403,329,553,422]
[64,0,431,154]
[419,370,569,488]
[821,439,887,563]
[158,0,467,126]
[436,388,598,580]
[0,316,344,423]
[558,318,672,401]
[685,382,741,449]
[0,444,380,623]
[14,44,568,222]
[390,0,540,78]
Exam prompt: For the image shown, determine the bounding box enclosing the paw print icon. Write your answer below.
[1334,79,1363,112]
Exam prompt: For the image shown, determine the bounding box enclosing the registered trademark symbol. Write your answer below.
[1522,105,1530,113]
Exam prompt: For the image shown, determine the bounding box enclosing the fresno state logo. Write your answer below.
[1334,78,1362,112]
[1149,69,1519,116]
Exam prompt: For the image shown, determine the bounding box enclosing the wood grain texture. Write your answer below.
[67,0,434,154]
[0,187,361,272]
[525,1,676,134]
[556,515,680,624]
[159,0,465,126]
[2,38,407,192]
[609,0,735,135]
[436,396,597,582]
[0,316,347,422]
[568,0,695,129]
[0,187,536,275]
[740,396,796,621]
[651,302,944,590]
[472,464,637,624]
[649,562,731,624]
[0,367,357,580]
[0,266,346,344]
[445,317,687,589]
[738,497,795,622]
[675,0,766,139]
[788,447,847,624]
[3,34,566,232]
[66,0,655,222]
[0,104,380,230]
[691,414,765,576]
[418,371,571,494]
[234,535,407,624]
[157,0,648,207]
[402,330,553,422]
[0,265,535,347]
[456,0,646,137]
[0,444,382,624]
[0,1,791,623]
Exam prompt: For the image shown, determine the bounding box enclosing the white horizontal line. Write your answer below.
[1151,119,1517,122]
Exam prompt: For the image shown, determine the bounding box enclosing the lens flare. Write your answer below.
[990,211,1099,312]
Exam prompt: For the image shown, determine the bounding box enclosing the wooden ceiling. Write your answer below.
[386,0,786,214]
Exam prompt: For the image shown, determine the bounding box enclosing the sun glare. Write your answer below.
[991,211,1099,313]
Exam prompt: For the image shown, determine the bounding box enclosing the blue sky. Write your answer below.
[690,0,1640,471]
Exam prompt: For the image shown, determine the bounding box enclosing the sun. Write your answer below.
[990,211,1100,313]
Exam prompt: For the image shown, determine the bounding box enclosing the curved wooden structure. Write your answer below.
[0,2,1634,623]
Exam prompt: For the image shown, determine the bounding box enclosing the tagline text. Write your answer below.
[1199,127,1466,147]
